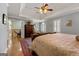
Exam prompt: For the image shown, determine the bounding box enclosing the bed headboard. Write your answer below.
[32,32,56,41]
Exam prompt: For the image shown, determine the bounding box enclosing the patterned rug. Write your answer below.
[20,38,32,56]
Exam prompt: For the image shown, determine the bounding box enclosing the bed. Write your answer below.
[31,33,79,56]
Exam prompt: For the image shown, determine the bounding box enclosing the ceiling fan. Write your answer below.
[35,3,53,14]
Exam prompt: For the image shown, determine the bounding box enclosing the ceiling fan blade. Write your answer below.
[45,3,48,7]
[48,9,53,11]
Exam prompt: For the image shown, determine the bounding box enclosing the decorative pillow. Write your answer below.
[76,36,79,41]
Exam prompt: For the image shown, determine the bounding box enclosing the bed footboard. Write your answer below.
[32,50,38,56]
[32,32,56,41]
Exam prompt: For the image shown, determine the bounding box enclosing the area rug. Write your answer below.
[20,38,32,56]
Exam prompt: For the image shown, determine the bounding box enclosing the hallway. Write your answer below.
[7,29,23,56]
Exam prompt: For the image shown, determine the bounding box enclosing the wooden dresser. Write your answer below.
[24,22,34,38]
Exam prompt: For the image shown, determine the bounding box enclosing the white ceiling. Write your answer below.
[8,3,79,20]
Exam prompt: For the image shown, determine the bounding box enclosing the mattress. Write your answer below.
[31,33,79,56]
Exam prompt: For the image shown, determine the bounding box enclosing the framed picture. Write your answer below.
[66,20,72,27]
[2,13,7,24]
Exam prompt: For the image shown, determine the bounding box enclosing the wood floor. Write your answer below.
[7,29,23,56]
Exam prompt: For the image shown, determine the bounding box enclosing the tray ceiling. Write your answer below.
[8,3,79,20]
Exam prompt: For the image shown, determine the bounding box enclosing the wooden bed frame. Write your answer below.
[32,32,56,41]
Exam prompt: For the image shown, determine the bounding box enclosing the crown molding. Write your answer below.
[44,7,79,20]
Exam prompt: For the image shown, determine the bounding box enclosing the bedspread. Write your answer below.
[31,33,79,56]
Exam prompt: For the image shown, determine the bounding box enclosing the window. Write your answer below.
[34,22,46,32]
[53,20,61,32]
[41,22,46,32]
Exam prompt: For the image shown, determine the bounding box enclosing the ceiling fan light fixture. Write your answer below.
[45,5,48,9]
[40,8,43,14]
[39,9,48,14]
[44,9,48,13]
[35,3,53,14]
